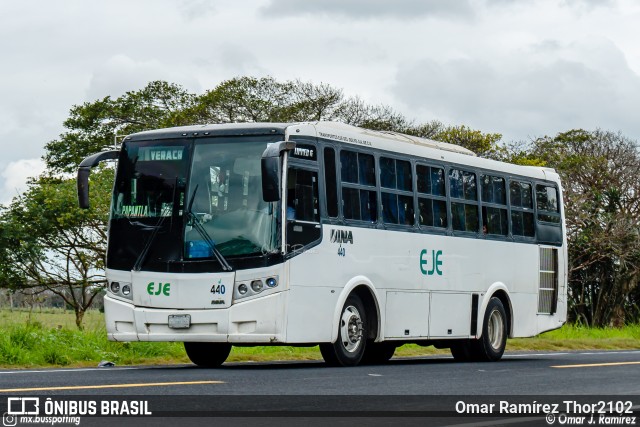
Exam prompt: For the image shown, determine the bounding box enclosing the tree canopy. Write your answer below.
[526,129,640,326]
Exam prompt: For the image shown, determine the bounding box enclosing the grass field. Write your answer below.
[0,309,638,368]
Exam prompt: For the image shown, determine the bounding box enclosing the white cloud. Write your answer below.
[85,55,202,101]
[0,159,46,205]
[0,0,639,190]
[391,37,640,141]
[261,0,475,20]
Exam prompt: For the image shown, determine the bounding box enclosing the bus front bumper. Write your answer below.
[104,292,287,343]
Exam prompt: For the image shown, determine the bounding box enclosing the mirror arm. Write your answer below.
[77,150,119,209]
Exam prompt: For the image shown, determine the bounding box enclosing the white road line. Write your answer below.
[504,353,570,357]
[0,367,142,375]
[505,350,640,358]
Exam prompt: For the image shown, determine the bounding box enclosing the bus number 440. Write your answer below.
[420,249,443,276]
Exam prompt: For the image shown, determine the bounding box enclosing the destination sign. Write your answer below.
[138,146,185,162]
[290,144,317,161]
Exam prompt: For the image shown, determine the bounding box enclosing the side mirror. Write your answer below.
[261,141,296,203]
[261,156,281,202]
[77,150,119,209]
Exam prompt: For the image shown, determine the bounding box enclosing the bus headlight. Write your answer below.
[234,275,280,301]
[238,283,248,295]
[251,280,263,293]
[109,281,132,301]
[265,277,278,288]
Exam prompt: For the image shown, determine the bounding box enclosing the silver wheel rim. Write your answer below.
[487,309,504,351]
[340,305,363,353]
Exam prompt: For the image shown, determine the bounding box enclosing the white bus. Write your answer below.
[77,121,567,367]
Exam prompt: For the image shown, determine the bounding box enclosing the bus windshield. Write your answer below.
[112,141,189,219]
[108,136,280,272]
[184,139,279,258]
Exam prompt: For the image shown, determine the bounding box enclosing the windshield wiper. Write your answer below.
[132,205,170,272]
[132,176,176,272]
[186,185,233,271]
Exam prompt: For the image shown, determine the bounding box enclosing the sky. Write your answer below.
[1,0,639,204]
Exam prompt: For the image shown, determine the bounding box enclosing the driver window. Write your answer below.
[286,167,321,251]
[286,168,320,223]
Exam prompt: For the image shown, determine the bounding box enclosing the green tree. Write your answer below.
[529,129,640,326]
[0,168,113,329]
[44,81,195,174]
[44,76,502,175]
[432,125,504,159]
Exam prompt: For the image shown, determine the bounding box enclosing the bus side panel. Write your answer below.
[429,292,471,338]
[286,286,340,343]
[385,291,430,338]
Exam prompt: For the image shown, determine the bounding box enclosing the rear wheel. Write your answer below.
[450,297,508,362]
[473,297,507,361]
[184,342,232,368]
[320,294,367,367]
[450,340,473,362]
[361,341,396,365]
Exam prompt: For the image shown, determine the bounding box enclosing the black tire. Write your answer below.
[320,294,367,367]
[472,297,507,362]
[450,340,473,362]
[184,342,232,368]
[361,341,396,365]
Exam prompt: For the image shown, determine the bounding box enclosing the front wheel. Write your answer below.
[184,342,232,368]
[320,294,367,367]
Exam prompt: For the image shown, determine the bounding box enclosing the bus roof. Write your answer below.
[123,121,558,183]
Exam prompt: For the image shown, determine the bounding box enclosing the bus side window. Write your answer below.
[536,185,560,223]
[450,168,478,233]
[510,181,535,238]
[340,150,377,223]
[324,147,339,218]
[535,184,561,245]
[417,164,447,229]
[481,174,508,236]
[380,157,414,226]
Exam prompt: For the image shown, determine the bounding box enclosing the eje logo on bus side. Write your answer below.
[420,249,443,276]
[147,282,170,296]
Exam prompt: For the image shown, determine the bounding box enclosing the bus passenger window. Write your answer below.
[450,168,478,232]
[510,181,535,237]
[535,184,561,245]
[536,185,560,223]
[417,164,447,229]
[380,157,413,226]
[481,175,507,236]
[324,147,339,218]
[340,149,377,223]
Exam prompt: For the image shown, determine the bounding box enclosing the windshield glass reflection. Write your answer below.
[185,139,280,258]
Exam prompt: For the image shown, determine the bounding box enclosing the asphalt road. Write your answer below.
[1,350,639,426]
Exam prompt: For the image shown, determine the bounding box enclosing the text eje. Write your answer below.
[420,249,443,276]
[147,282,170,296]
